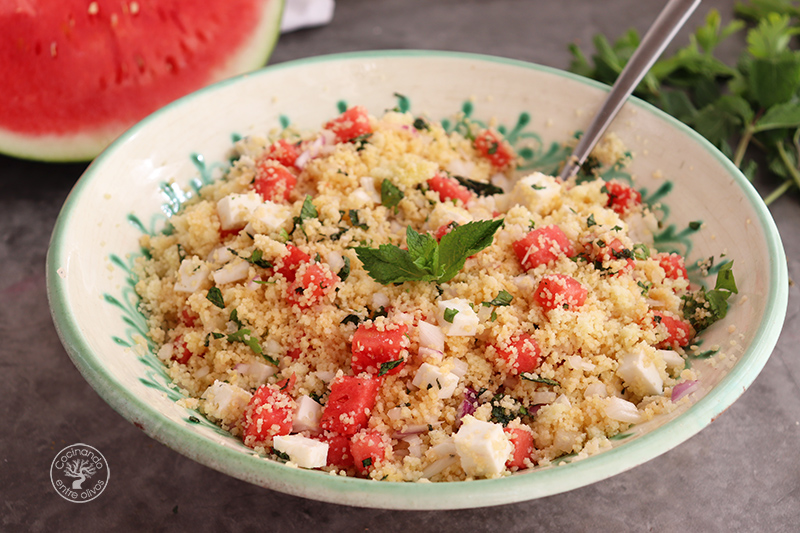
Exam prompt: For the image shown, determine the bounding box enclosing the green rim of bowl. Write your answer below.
[46,50,789,509]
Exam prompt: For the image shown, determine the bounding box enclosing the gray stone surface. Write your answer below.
[2,0,798,530]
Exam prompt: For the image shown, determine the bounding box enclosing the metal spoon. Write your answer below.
[559,0,702,180]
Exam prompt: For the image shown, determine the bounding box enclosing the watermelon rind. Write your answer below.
[0,0,285,163]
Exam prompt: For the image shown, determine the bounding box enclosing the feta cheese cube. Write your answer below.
[206,246,236,267]
[437,298,479,336]
[412,362,459,399]
[235,361,276,384]
[216,192,263,230]
[201,381,252,425]
[508,172,561,213]
[212,258,250,285]
[173,257,210,293]
[617,350,663,396]
[658,349,685,371]
[453,416,512,477]
[272,434,328,469]
[292,395,323,432]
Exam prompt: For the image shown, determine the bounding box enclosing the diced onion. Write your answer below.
[421,455,458,479]
[583,382,607,398]
[604,397,642,423]
[418,321,445,351]
[671,380,699,402]
[532,391,557,405]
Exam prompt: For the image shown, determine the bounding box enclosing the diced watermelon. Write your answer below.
[286,263,340,308]
[652,311,693,348]
[656,252,688,280]
[474,129,514,169]
[320,375,381,436]
[504,427,534,470]
[219,225,244,241]
[533,274,588,311]
[242,385,295,447]
[173,335,193,365]
[604,180,642,216]
[274,244,311,282]
[180,308,198,328]
[493,333,541,374]
[588,238,634,275]
[325,106,372,143]
[513,225,576,270]
[321,432,354,469]
[434,221,460,242]
[350,429,389,474]
[265,139,300,168]
[427,175,473,204]
[351,323,409,375]
[275,373,297,393]
[253,160,297,202]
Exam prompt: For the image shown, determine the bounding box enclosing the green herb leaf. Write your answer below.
[299,195,318,220]
[230,308,244,328]
[227,328,266,358]
[352,133,373,151]
[586,213,597,227]
[206,287,225,309]
[349,209,369,230]
[272,448,290,461]
[240,248,272,268]
[354,219,504,285]
[632,243,650,260]
[521,373,560,386]
[381,180,405,210]
[413,117,430,131]
[338,256,351,282]
[443,308,459,323]
[482,289,514,307]
[682,261,737,331]
[453,175,504,196]
[378,359,404,376]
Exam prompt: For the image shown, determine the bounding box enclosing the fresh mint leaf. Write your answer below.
[227,328,263,356]
[354,244,434,284]
[682,261,737,331]
[754,101,800,132]
[240,248,272,269]
[521,373,560,387]
[349,209,369,230]
[299,195,318,220]
[453,175,504,196]
[206,287,225,309]
[338,256,351,282]
[443,308,459,323]
[378,359,404,376]
[230,308,244,328]
[381,180,404,210]
[437,219,505,283]
[482,289,514,307]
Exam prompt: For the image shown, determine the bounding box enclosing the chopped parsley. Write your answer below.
[453,175,504,196]
[206,287,225,309]
[272,448,290,461]
[378,359,404,376]
[632,243,650,260]
[586,213,597,227]
[443,307,459,323]
[380,179,404,211]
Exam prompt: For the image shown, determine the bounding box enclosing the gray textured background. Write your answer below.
[2,0,798,530]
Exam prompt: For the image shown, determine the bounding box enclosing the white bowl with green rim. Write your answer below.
[46,50,788,509]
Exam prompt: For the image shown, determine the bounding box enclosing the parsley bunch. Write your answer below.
[569,1,800,204]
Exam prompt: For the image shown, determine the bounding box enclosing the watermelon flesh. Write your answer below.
[0,0,284,162]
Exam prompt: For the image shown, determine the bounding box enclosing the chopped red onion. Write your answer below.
[671,380,699,401]
[456,387,478,422]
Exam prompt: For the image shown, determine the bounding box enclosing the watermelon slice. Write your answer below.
[0,0,284,162]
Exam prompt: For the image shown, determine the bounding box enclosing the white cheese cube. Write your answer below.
[453,415,512,477]
[658,349,685,371]
[272,435,328,469]
[508,172,561,213]
[201,381,252,425]
[252,201,290,231]
[437,298,479,336]
[216,192,263,230]
[412,363,460,399]
[173,257,210,293]
[212,258,250,285]
[206,246,236,267]
[617,350,663,396]
[235,361,276,384]
[292,395,323,432]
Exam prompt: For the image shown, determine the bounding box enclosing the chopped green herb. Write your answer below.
[689,221,702,230]
[443,308,459,323]
[341,314,362,326]
[637,280,653,295]
[378,359,404,376]
[272,448,290,461]
[413,117,430,131]
[354,219,504,285]
[212,332,225,339]
[299,195,318,220]
[380,179,405,211]
[586,213,597,227]
[349,209,369,230]
[361,457,373,468]
[482,289,514,307]
[632,243,650,260]
[338,256,351,282]
[353,133,373,151]
[487,141,499,155]
[176,243,186,262]
[611,225,622,232]
[453,175,504,196]
[490,309,498,322]
[242,248,272,268]
[521,373,560,387]
[206,287,225,309]
[531,183,546,191]
[230,308,244,328]
[682,261,738,332]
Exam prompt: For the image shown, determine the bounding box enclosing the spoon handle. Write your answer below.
[559,0,701,180]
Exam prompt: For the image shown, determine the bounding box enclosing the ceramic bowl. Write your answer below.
[47,51,788,509]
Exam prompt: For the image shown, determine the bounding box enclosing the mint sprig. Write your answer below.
[354,219,504,285]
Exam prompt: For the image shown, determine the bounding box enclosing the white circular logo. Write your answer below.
[50,443,110,503]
